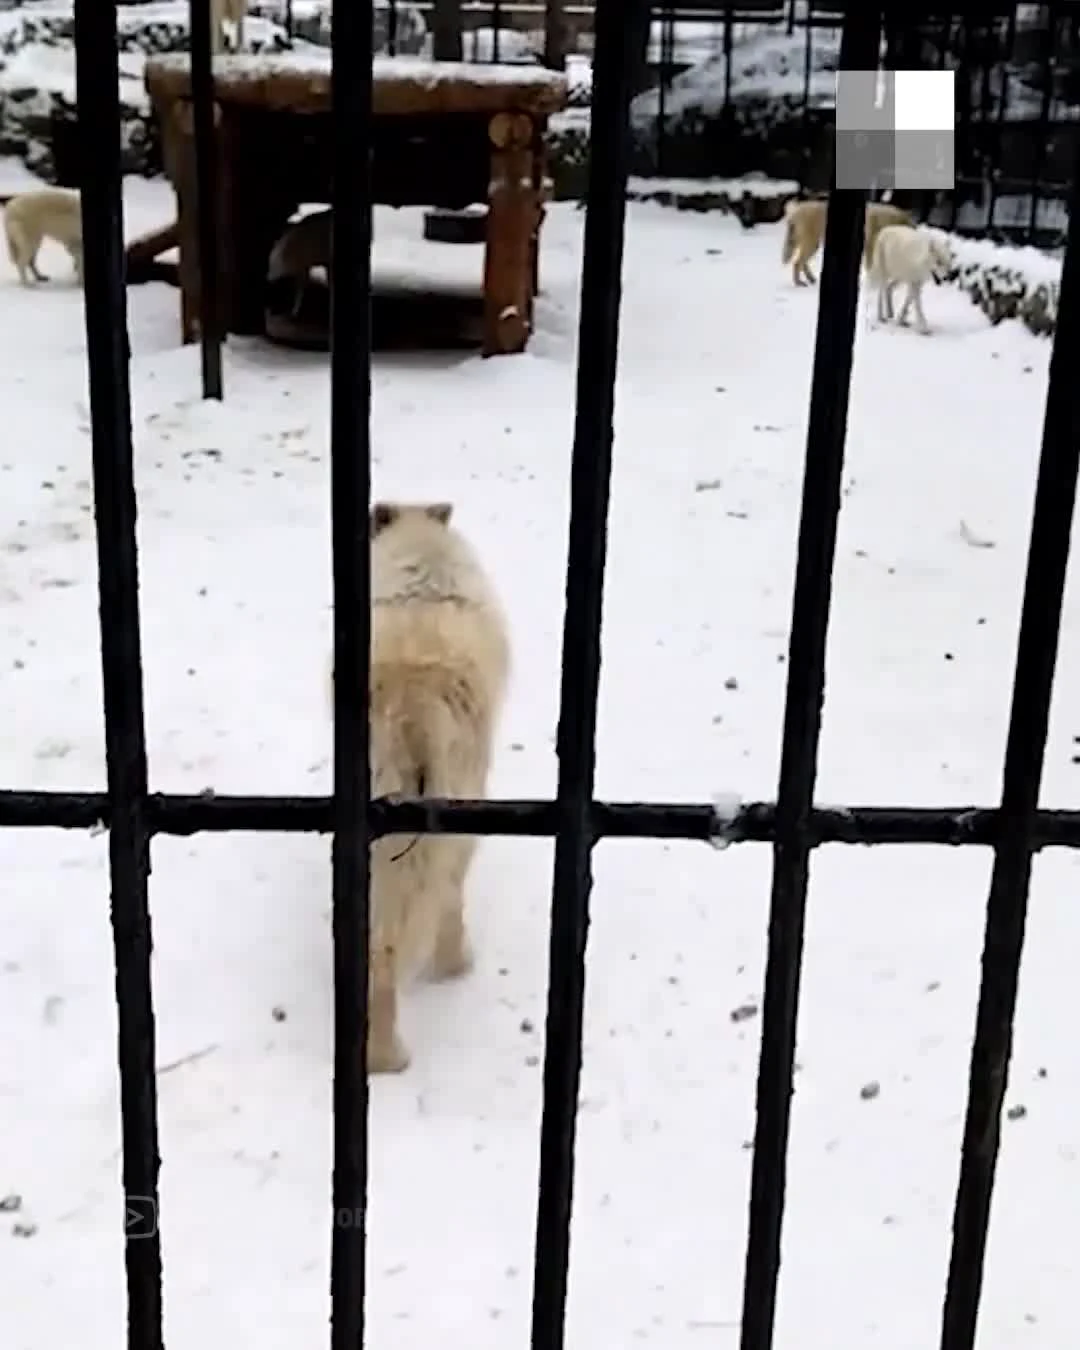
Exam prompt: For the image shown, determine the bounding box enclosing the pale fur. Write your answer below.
[780,197,914,286]
[211,0,246,51]
[870,224,952,334]
[267,209,332,318]
[335,502,509,1073]
[3,188,82,286]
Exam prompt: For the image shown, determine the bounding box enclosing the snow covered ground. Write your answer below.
[1,174,1079,1350]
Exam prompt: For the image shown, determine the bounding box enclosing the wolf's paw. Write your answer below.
[367,1030,410,1074]
[429,926,473,981]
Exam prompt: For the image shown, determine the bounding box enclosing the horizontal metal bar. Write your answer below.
[3,789,1080,849]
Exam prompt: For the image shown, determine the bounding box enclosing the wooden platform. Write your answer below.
[144,52,567,354]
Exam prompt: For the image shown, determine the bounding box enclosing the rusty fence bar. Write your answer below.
[327,0,375,1342]
[72,1,163,1348]
[528,2,648,1349]
[189,0,223,398]
[739,10,881,1350]
[939,132,1080,1350]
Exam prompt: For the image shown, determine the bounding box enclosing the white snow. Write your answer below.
[628,172,798,200]
[949,231,1062,287]
[2,173,1080,1350]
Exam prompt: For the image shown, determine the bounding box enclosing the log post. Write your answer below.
[482,111,536,355]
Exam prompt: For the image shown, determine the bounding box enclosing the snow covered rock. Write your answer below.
[946,236,1062,335]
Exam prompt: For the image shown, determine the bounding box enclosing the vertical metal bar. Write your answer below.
[432,0,463,60]
[328,0,373,1343]
[724,5,733,112]
[529,2,647,1348]
[738,9,881,1350]
[802,0,812,128]
[987,10,1017,237]
[492,0,501,62]
[938,130,1080,1350]
[656,6,668,176]
[1028,2,1056,244]
[387,0,398,57]
[72,2,162,1348]
[190,0,223,399]
[950,18,966,231]
[544,0,567,69]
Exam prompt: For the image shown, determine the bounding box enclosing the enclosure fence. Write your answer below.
[3,1,1080,1349]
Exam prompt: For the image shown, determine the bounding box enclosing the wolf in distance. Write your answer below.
[781,197,914,286]
[3,188,83,286]
[870,224,953,333]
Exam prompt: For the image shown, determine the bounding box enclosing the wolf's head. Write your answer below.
[926,231,953,282]
[370,501,453,537]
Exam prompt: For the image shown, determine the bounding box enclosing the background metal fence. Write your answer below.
[3,1,1080,1349]
[632,1,1079,245]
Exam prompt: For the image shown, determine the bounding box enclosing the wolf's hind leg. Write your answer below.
[367,942,409,1073]
[428,837,477,981]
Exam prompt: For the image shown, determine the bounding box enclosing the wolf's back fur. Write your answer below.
[3,188,82,286]
[355,501,509,1071]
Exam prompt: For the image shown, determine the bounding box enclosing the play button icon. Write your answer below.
[124,1196,157,1239]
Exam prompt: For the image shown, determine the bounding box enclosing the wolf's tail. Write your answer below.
[266,233,286,281]
[2,209,20,265]
[868,230,885,286]
[780,213,796,265]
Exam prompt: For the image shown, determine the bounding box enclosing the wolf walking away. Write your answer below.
[211,0,246,51]
[870,224,952,333]
[267,209,332,318]
[781,197,913,286]
[335,501,510,1073]
[3,188,83,286]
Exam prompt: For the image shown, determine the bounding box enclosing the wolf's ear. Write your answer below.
[425,502,453,525]
[371,502,398,536]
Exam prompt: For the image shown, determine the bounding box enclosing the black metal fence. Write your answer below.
[637,2,1078,246]
[4,1,1080,1348]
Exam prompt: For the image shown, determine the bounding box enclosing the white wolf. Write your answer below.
[267,209,332,318]
[2,188,83,286]
[870,224,952,333]
[335,501,510,1073]
[210,0,246,51]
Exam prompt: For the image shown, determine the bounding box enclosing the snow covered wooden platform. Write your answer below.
[144,52,566,353]
[144,50,568,117]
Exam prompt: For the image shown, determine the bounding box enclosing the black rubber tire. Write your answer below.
[423,207,487,244]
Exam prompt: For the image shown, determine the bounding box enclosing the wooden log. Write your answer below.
[125,220,180,267]
[482,111,536,355]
